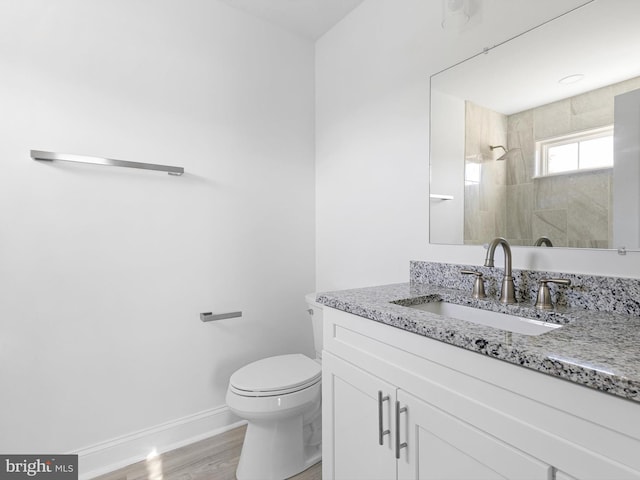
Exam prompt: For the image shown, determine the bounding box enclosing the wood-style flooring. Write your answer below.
[92,425,322,480]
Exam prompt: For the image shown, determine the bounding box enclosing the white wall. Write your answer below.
[614,88,640,248]
[429,90,465,245]
[0,0,315,472]
[316,0,640,292]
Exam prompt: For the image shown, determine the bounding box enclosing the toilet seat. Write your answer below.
[229,354,321,397]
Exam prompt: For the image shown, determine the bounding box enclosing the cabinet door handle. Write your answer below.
[377,390,390,445]
[395,401,408,459]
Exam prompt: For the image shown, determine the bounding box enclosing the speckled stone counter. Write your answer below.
[317,262,640,403]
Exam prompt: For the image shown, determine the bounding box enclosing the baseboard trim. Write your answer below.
[76,405,244,479]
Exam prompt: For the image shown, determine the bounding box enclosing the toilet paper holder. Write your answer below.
[200,311,242,322]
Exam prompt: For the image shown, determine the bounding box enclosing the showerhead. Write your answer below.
[489,145,521,161]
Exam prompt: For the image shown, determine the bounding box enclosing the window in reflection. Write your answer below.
[537,126,613,177]
[465,162,481,185]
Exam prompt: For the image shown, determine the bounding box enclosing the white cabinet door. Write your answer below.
[555,471,578,480]
[396,390,551,480]
[323,351,397,480]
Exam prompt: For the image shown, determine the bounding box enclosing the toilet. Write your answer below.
[226,293,324,480]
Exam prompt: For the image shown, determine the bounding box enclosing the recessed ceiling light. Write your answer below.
[558,74,585,85]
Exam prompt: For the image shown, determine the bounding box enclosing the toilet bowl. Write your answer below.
[226,294,323,480]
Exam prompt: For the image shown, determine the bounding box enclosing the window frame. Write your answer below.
[535,125,614,178]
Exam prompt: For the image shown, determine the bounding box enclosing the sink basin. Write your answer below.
[408,301,562,336]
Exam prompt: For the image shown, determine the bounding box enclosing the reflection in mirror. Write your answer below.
[429,0,640,250]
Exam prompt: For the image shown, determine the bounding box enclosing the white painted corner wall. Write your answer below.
[315,0,640,292]
[0,0,315,475]
[614,89,640,248]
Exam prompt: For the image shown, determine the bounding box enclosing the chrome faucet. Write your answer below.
[460,270,486,299]
[534,236,553,247]
[535,278,571,309]
[484,237,516,304]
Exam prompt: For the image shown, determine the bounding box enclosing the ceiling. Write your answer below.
[217,0,366,40]
[432,0,640,115]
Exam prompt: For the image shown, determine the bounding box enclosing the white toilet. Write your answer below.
[226,293,324,480]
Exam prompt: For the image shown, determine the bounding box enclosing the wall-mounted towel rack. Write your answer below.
[31,150,184,176]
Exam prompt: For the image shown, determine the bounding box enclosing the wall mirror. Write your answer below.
[430,0,640,250]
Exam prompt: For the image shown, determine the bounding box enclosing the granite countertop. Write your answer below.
[317,281,640,403]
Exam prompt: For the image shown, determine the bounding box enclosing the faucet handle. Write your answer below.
[535,278,571,310]
[460,270,487,299]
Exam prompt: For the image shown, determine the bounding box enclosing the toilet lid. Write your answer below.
[230,354,321,395]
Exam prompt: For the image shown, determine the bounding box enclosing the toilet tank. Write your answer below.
[305,293,324,361]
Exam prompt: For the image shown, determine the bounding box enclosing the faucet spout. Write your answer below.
[484,237,516,304]
[534,236,553,247]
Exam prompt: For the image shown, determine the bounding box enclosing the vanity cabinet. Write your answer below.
[325,353,549,480]
[322,307,640,480]
[325,352,396,480]
[555,472,578,480]
[397,388,550,479]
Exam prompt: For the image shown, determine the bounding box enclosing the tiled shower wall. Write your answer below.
[465,76,640,247]
[463,101,507,244]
